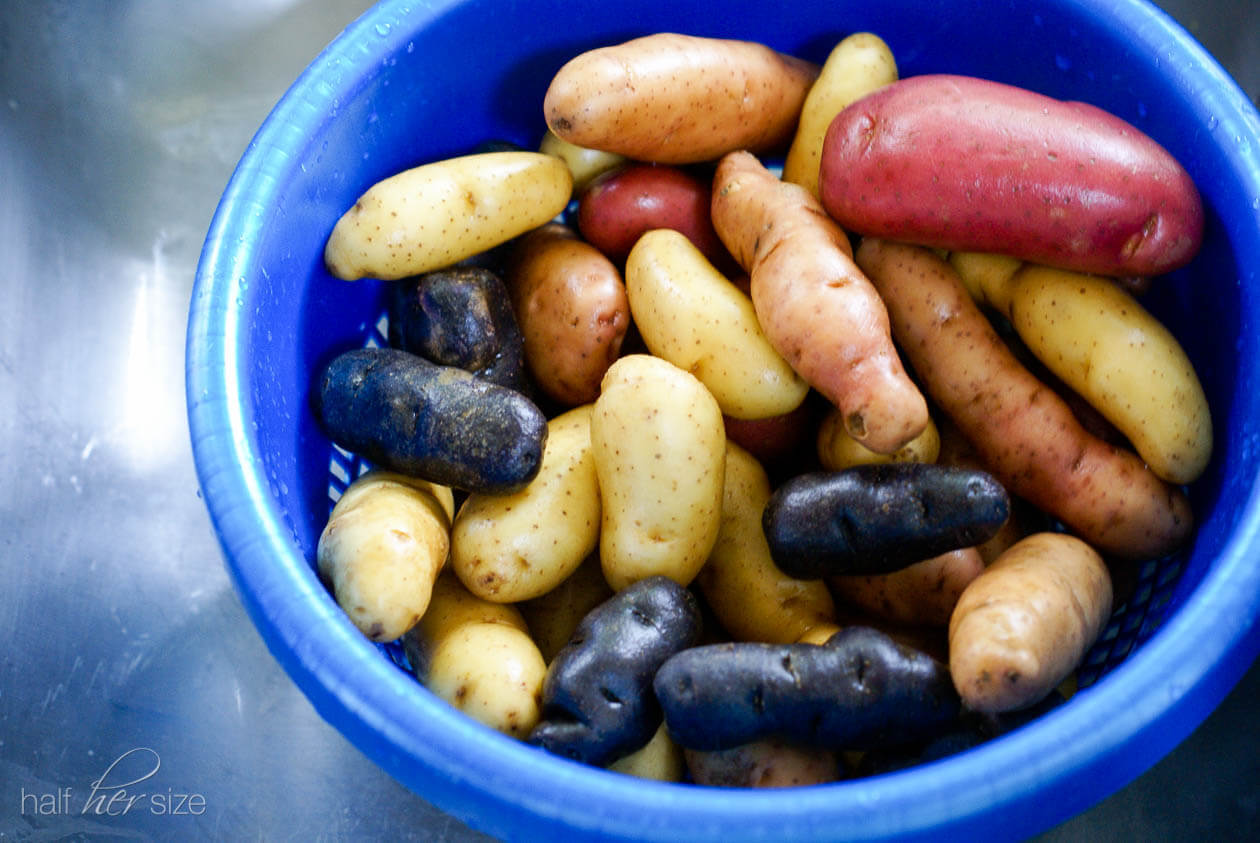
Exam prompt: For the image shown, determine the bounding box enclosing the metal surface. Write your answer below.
[0,1,1256,839]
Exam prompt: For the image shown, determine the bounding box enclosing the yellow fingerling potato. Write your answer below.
[608,722,686,782]
[451,405,601,603]
[539,130,626,192]
[817,407,940,471]
[591,354,726,590]
[949,532,1112,713]
[948,250,1023,310]
[625,229,808,420]
[324,151,573,280]
[403,572,546,738]
[696,442,838,644]
[1006,265,1211,484]
[316,471,455,642]
[782,32,898,198]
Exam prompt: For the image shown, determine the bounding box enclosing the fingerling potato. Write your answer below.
[325,151,573,280]
[625,229,809,420]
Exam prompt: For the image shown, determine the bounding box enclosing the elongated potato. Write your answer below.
[817,407,939,471]
[402,572,546,738]
[820,75,1204,277]
[856,238,1193,559]
[1002,265,1211,484]
[830,547,985,628]
[712,150,928,454]
[949,533,1112,713]
[544,33,819,164]
[316,470,454,642]
[782,32,898,198]
[696,443,839,644]
[506,223,631,406]
[539,129,626,192]
[625,229,808,420]
[325,151,573,280]
[451,405,600,603]
[591,354,726,589]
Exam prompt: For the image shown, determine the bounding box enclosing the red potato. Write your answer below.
[577,164,735,272]
[544,33,819,165]
[722,399,818,470]
[711,150,929,454]
[830,547,985,628]
[505,223,630,406]
[820,74,1204,277]
[855,238,1192,560]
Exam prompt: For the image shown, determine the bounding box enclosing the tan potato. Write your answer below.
[316,471,455,642]
[696,442,838,644]
[544,33,818,164]
[855,238,1192,560]
[591,354,726,590]
[711,151,928,454]
[1003,265,1212,484]
[325,151,572,280]
[506,223,630,406]
[538,129,626,192]
[517,553,614,664]
[608,722,686,781]
[783,32,898,198]
[403,572,546,738]
[684,739,840,787]
[949,532,1112,713]
[830,548,985,628]
[625,229,808,420]
[817,407,940,471]
[451,405,601,603]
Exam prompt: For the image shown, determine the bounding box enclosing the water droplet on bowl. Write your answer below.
[375,22,391,36]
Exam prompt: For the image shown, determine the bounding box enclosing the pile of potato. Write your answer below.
[310,31,1211,786]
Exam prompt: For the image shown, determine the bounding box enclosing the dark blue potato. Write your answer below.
[388,267,531,395]
[528,576,702,767]
[653,626,960,752]
[312,347,547,494]
[763,463,1010,578]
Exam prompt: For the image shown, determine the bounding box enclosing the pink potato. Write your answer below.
[577,164,736,272]
[820,74,1204,277]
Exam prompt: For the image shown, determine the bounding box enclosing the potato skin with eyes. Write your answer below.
[819,74,1203,277]
[654,626,960,751]
[316,470,455,642]
[528,575,702,767]
[543,33,819,164]
[949,532,1112,713]
[324,151,572,280]
[312,347,547,495]
[763,463,1010,579]
[591,354,726,590]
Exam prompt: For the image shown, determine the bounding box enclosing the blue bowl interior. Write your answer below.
[188,0,1260,839]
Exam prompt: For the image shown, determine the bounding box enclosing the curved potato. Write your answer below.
[949,532,1112,713]
[451,405,600,603]
[506,223,631,406]
[625,229,809,420]
[783,32,898,198]
[1004,265,1212,484]
[696,442,838,644]
[817,407,940,471]
[325,151,572,280]
[316,470,454,642]
[544,33,818,164]
[591,354,726,590]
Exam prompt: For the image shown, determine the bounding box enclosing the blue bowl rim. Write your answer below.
[187,0,1260,838]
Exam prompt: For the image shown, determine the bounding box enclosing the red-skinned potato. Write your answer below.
[577,164,735,272]
[505,223,631,407]
[820,74,1204,277]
